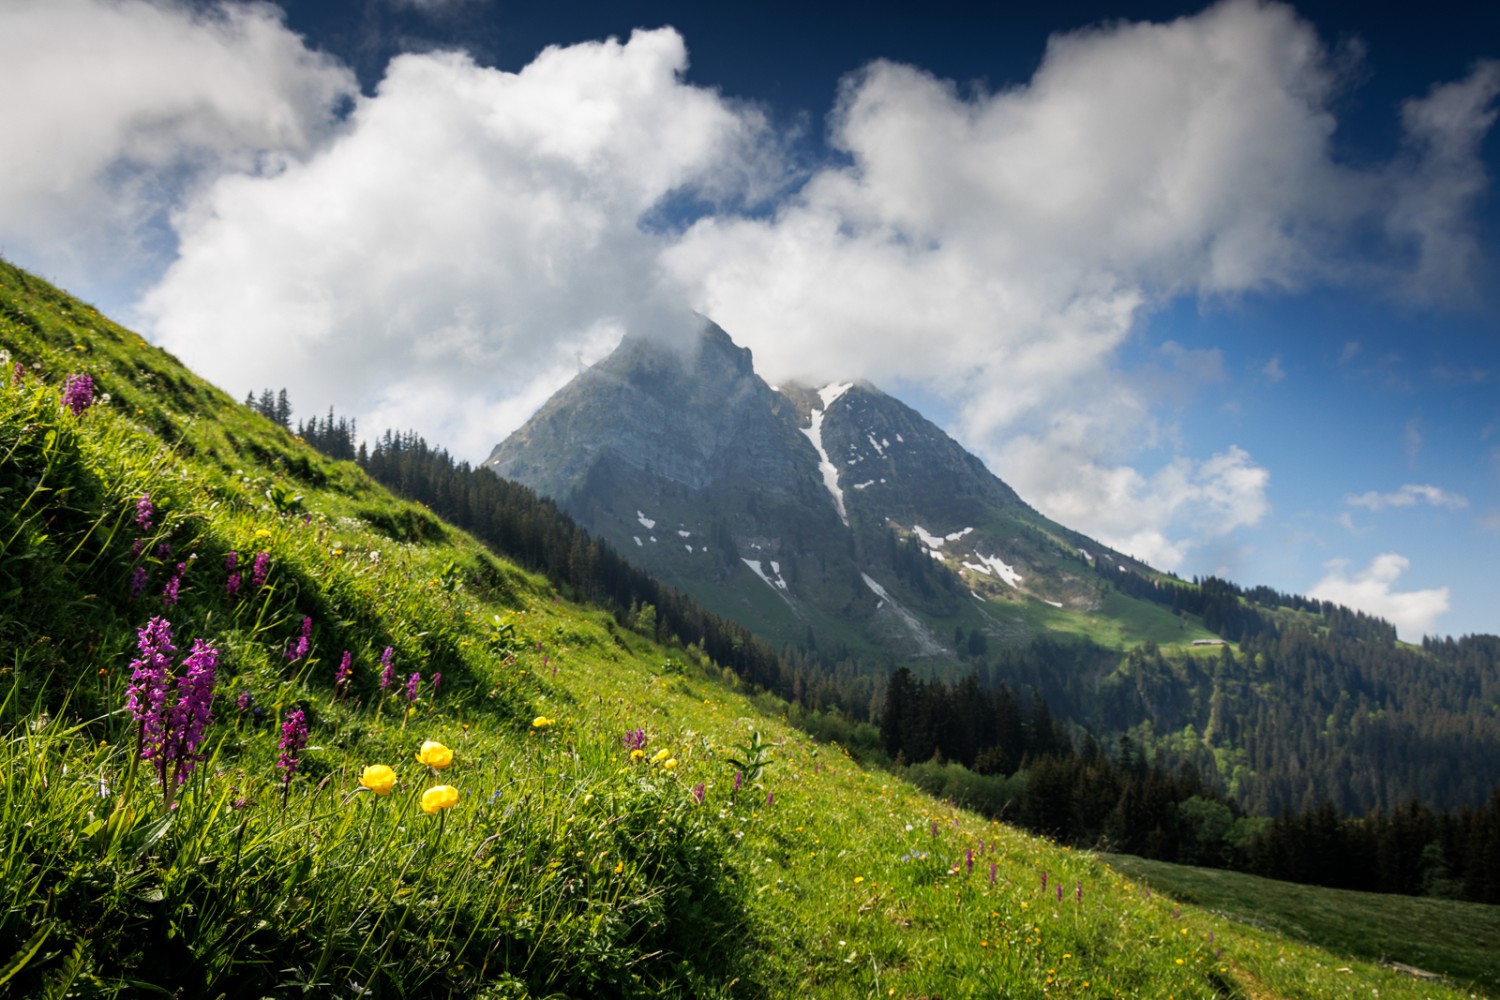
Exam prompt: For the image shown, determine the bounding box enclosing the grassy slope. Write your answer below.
[0,258,1488,998]
[1107,855,1500,996]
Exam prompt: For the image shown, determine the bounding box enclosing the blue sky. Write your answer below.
[1,0,1495,639]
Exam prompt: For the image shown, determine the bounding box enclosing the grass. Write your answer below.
[2,255,1493,998]
[1107,854,1500,997]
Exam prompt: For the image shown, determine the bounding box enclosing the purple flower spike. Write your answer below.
[430,672,441,694]
[1056,884,1063,902]
[61,373,95,415]
[623,727,647,751]
[335,650,353,694]
[766,790,774,806]
[129,566,148,599]
[1076,882,1083,904]
[965,849,973,873]
[1041,872,1048,893]
[691,782,706,804]
[286,616,312,661]
[165,639,219,784]
[226,572,241,597]
[989,862,997,886]
[277,709,308,785]
[732,770,743,792]
[125,617,177,760]
[236,690,253,713]
[250,551,270,589]
[405,671,421,702]
[224,551,238,572]
[135,494,155,531]
[162,562,186,606]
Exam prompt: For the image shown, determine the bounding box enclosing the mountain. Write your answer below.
[485,321,1192,667]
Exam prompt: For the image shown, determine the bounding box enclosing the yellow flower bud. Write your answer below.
[420,784,459,814]
[532,716,554,729]
[359,764,397,796]
[651,748,670,763]
[630,749,645,760]
[664,758,677,769]
[415,741,453,769]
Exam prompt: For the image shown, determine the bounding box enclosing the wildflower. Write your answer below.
[733,770,743,792]
[630,749,645,761]
[405,672,421,702]
[250,551,271,588]
[125,617,176,761]
[155,542,172,559]
[226,571,241,597]
[430,672,441,694]
[359,764,397,795]
[766,790,774,806]
[966,848,973,874]
[1041,871,1048,893]
[162,562,185,606]
[277,709,308,786]
[623,727,647,751]
[1076,882,1083,904]
[420,784,459,814]
[416,740,453,769]
[135,494,155,531]
[379,647,395,690]
[989,862,997,886]
[664,758,677,769]
[532,716,554,729]
[651,748,669,763]
[286,616,312,661]
[129,566,148,599]
[236,690,253,713]
[61,373,95,415]
[163,639,218,784]
[335,651,353,695]
[691,782,706,804]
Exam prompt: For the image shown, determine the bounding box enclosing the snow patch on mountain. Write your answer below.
[963,553,1023,588]
[637,511,656,529]
[801,401,848,525]
[861,572,947,657]
[742,558,789,591]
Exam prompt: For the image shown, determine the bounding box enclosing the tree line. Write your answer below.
[881,665,1500,903]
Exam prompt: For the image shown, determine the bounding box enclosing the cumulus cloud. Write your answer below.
[144,29,780,456]
[657,4,1497,567]
[1346,483,1469,511]
[6,0,1497,572]
[0,0,355,299]
[1309,553,1451,640]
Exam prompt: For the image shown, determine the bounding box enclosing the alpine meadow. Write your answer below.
[4,250,1500,998]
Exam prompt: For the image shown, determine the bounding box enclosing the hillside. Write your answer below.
[0,257,1490,998]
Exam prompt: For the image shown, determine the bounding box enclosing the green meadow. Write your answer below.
[2,257,1490,997]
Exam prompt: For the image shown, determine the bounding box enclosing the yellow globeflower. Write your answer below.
[416,740,454,769]
[420,784,460,814]
[532,716,555,729]
[630,749,645,761]
[360,764,397,795]
[664,758,677,769]
[651,748,670,764]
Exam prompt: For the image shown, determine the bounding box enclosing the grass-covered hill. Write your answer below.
[1,257,1491,997]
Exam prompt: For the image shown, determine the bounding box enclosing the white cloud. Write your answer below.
[1308,553,1451,640]
[1346,483,1469,511]
[0,0,355,300]
[4,0,1496,571]
[143,29,779,458]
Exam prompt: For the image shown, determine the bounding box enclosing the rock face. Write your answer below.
[485,322,1144,664]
